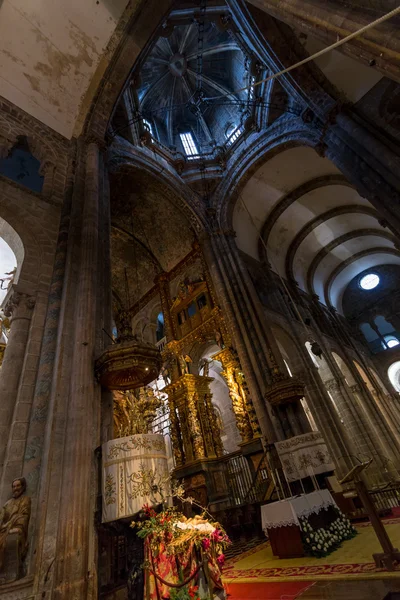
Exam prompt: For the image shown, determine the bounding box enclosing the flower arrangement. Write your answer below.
[132,501,230,600]
[299,508,357,558]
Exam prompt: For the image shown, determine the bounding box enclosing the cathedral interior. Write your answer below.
[1,1,400,599]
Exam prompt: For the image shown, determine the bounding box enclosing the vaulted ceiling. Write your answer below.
[233,146,400,314]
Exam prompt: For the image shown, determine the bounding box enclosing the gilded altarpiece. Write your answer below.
[164,374,223,466]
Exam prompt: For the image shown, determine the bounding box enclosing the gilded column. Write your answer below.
[0,290,35,480]
[52,142,101,600]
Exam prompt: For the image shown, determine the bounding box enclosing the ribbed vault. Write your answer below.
[233,146,400,313]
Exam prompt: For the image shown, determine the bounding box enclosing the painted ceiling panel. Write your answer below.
[0,0,129,138]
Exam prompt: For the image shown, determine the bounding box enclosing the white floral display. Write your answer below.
[298,508,357,558]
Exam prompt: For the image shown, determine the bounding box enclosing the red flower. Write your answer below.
[188,584,199,598]
[202,537,211,551]
[212,529,224,542]
[217,553,225,567]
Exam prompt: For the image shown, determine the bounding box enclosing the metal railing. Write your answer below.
[224,452,274,507]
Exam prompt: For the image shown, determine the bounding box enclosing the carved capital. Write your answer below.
[4,292,36,319]
[325,378,340,393]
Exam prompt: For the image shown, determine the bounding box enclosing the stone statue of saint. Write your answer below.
[0,478,31,581]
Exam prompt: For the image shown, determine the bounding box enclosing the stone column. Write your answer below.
[200,230,285,442]
[325,114,400,238]
[155,272,176,341]
[0,290,35,479]
[51,142,101,600]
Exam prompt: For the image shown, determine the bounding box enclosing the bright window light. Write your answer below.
[249,75,256,100]
[386,337,400,349]
[360,273,380,290]
[143,119,153,136]
[387,339,399,348]
[226,126,243,146]
[180,132,198,159]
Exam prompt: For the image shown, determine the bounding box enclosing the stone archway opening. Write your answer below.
[388,361,400,393]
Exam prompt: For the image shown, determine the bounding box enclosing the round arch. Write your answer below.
[388,361,400,393]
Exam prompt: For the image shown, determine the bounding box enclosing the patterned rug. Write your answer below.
[225,581,315,599]
[222,519,400,583]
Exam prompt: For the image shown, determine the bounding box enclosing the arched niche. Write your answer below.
[196,342,242,455]
[332,352,356,386]
[0,216,24,294]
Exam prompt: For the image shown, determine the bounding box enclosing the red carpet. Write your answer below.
[225,581,315,599]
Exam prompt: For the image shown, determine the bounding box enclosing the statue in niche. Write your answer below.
[161,361,171,385]
[179,354,192,375]
[214,329,225,349]
[0,478,31,583]
[199,358,211,377]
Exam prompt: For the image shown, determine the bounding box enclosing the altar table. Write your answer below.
[261,490,338,558]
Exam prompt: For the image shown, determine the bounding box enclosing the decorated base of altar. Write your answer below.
[261,490,356,559]
[135,506,230,600]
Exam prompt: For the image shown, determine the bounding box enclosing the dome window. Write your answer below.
[359,273,380,290]
[143,119,153,137]
[226,125,243,146]
[180,132,198,159]
[384,336,400,349]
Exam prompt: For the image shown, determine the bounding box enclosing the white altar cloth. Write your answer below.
[102,433,169,523]
[261,490,336,531]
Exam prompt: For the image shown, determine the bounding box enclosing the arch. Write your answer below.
[85,0,177,140]
[108,140,207,231]
[324,248,400,310]
[285,206,379,285]
[263,175,351,262]
[331,352,356,386]
[213,121,322,228]
[0,217,24,287]
[0,200,41,292]
[305,228,394,295]
[388,361,400,392]
[353,361,375,393]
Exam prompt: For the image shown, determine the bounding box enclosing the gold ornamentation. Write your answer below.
[264,376,305,406]
[95,338,162,390]
[164,374,224,465]
[113,387,162,438]
[107,436,165,459]
[104,474,116,506]
[213,347,260,441]
[126,464,170,501]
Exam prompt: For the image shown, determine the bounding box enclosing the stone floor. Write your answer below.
[297,579,400,599]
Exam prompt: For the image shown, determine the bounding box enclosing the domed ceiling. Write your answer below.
[135,21,250,155]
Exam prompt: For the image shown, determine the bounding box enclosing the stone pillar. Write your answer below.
[0,290,35,479]
[246,0,400,82]
[369,318,388,349]
[325,114,400,238]
[199,230,285,441]
[51,142,101,600]
[155,272,176,341]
